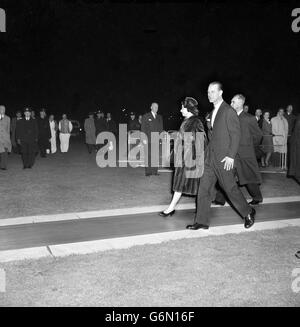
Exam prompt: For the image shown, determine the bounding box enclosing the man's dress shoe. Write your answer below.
[186,223,209,230]
[212,200,225,206]
[248,200,262,205]
[244,208,256,229]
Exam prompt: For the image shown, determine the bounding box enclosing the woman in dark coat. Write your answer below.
[260,111,274,167]
[288,114,300,183]
[159,97,206,217]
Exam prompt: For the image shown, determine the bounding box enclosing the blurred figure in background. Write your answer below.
[37,109,51,157]
[141,102,164,176]
[31,110,36,119]
[106,112,117,136]
[84,112,96,154]
[0,105,12,170]
[243,105,249,113]
[128,112,141,131]
[288,114,300,184]
[260,111,274,167]
[16,108,38,169]
[271,108,288,167]
[95,110,107,151]
[11,110,22,154]
[284,105,296,137]
[59,114,73,153]
[254,108,263,128]
[49,114,58,154]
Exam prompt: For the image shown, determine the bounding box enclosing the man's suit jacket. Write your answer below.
[16,118,38,144]
[207,101,240,163]
[141,112,163,142]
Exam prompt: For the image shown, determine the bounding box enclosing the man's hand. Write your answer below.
[221,156,234,171]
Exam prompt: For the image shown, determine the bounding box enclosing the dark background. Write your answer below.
[0,0,299,129]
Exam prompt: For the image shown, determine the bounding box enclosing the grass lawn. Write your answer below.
[0,137,299,220]
[0,226,299,306]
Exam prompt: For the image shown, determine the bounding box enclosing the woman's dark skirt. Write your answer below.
[172,166,200,195]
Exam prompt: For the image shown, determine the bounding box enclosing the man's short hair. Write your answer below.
[209,81,223,91]
[234,94,246,103]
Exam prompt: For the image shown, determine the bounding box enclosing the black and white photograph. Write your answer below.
[0,0,300,310]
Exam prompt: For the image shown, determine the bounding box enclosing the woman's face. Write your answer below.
[264,112,270,120]
[180,104,189,117]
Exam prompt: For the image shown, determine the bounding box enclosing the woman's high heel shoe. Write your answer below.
[159,210,175,217]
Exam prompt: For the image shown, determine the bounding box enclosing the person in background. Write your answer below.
[271,108,288,155]
[11,110,22,154]
[141,102,164,176]
[94,110,107,150]
[138,114,143,126]
[16,108,38,169]
[159,97,206,217]
[37,109,51,157]
[49,114,58,154]
[84,112,96,154]
[59,114,73,153]
[284,104,297,167]
[128,112,141,131]
[0,105,12,170]
[243,105,249,113]
[31,110,36,119]
[260,111,274,167]
[288,113,300,184]
[284,104,296,137]
[106,112,117,136]
[254,108,263,128]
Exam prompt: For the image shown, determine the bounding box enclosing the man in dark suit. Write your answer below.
[216,94,263,206]
[16,108,38,169]
[187,82,255,230]
[141,102,164,176]
[37,108,51,157]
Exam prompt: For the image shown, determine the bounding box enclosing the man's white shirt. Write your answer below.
[211,100,223,128]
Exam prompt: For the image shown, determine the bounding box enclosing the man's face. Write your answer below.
[49,115,54,121]
[243,105,249,113]
[40,111,46,118]
[264,112,270,120]
[255,109,262,117]
[89,114,94,118]
[208,84,222,103]
[230,97,243,111]
[107,113,111,119]
[62,114,67,119]
[16,112,22,118]
[0,106,5,115]
[278,109,284,117]
[130,114,135,120]
[151,103,158,114]
[287,105,293,114]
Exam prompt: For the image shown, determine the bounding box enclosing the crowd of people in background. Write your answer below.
[0,99,299,187]
[0,106,74,169]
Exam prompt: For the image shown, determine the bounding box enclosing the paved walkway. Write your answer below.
[0,197,299,262]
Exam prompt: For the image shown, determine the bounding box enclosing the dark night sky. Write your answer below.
[0,0,299,128]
